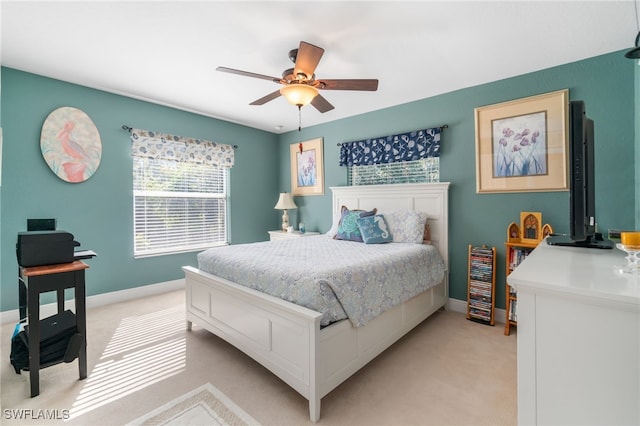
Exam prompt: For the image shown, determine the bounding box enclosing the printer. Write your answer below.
[16,231,80,267]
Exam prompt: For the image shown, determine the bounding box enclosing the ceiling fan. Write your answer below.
[216,41,379,114]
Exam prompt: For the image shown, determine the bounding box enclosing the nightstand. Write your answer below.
[268,230,320,241]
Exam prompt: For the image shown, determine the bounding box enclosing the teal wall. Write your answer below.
[0,68,279,311]
[636,61,640,226]
[277,49,636,306]
[1,49,636,312]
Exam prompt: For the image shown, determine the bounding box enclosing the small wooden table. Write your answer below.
[18,260,89,397]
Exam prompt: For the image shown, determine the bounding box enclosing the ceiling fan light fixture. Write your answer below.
[280,84,318,107]
[625,32,640,58]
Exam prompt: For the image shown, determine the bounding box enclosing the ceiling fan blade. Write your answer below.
[217,66,281,83]
[311,94,334,113]
[250,90,282,105]
[294,41,324,79]
[319,79,379,91]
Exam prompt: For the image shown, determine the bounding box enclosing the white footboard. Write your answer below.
[184,265,323,420]
[184,266,447,422]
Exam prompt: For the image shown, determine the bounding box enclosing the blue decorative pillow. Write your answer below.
[334,206,377,242]
[356,215,393,244]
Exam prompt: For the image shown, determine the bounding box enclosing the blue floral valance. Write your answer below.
[130,128,234,168]
[339,127,441,167]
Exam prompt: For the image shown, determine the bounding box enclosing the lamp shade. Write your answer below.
[274,192,297,210]
[280,84,318,107]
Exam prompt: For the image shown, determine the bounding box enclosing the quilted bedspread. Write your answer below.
[197,235,445,327]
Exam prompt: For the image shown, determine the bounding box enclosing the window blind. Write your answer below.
[133,155,228,257]
[130,128,233,257]
[347,158,440,185]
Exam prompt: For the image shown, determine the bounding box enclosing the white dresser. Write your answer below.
[507,240,639,426]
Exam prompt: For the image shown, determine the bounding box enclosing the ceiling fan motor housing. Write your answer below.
[282,68,316,84]
[288,48,298,63]
[217,41,378,114]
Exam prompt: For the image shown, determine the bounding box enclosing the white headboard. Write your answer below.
[330,182,450,270]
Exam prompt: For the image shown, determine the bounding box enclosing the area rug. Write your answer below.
[127,383,261,425]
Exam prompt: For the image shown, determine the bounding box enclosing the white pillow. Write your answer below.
[325,209,341,237]
[384,210,428,243]
[326,226,338,238]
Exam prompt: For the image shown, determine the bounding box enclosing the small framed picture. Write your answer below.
[520,212,542,244]
[290,138,324,196]
[507,222,520,243]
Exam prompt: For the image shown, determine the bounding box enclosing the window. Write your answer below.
[340,126,442,186]
[348,158,440,185]
[130,129,234,257]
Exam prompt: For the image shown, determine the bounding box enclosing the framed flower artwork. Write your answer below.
[474,89,569,193]
[290,138,324,196]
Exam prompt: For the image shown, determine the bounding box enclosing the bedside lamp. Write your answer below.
[274,192,297,232]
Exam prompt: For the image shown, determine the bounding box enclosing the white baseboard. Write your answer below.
[1,279,185,325]
[447,297,507,325]
[2,283,506,327]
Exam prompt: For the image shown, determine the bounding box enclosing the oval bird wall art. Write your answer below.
[40,106,102,183]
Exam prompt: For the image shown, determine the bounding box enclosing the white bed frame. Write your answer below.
[183,182,450,422]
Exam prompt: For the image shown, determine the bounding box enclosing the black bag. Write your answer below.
[10,325,29,374]
[9,311,83,374]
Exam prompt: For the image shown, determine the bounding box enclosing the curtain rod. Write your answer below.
[122,125,238,150]
[336,124,448,146]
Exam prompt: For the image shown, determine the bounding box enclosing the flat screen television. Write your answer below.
[547,100,613,249]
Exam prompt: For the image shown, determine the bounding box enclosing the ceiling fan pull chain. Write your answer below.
[298,104,302,131]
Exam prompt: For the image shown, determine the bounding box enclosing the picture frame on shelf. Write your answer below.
[541,223,554,239]
[520,211,542,244]
[507,222,520,243]
[474,89,569,193]
[290,138,324,196]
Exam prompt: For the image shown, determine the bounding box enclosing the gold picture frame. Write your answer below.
[290,138,324,196]
[520,211,542,244]
[474,89,569,193]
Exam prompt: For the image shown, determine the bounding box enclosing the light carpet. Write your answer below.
[1,290,516,425]
[127,383,261,426]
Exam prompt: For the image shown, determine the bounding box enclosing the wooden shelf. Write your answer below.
[504,215,553,336]
[467,244,496,326]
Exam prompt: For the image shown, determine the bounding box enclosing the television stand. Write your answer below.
[547,233,613,249]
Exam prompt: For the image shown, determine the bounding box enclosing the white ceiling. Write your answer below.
[2,1,638,134]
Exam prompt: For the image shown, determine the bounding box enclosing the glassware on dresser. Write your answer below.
[615,232,640,273]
